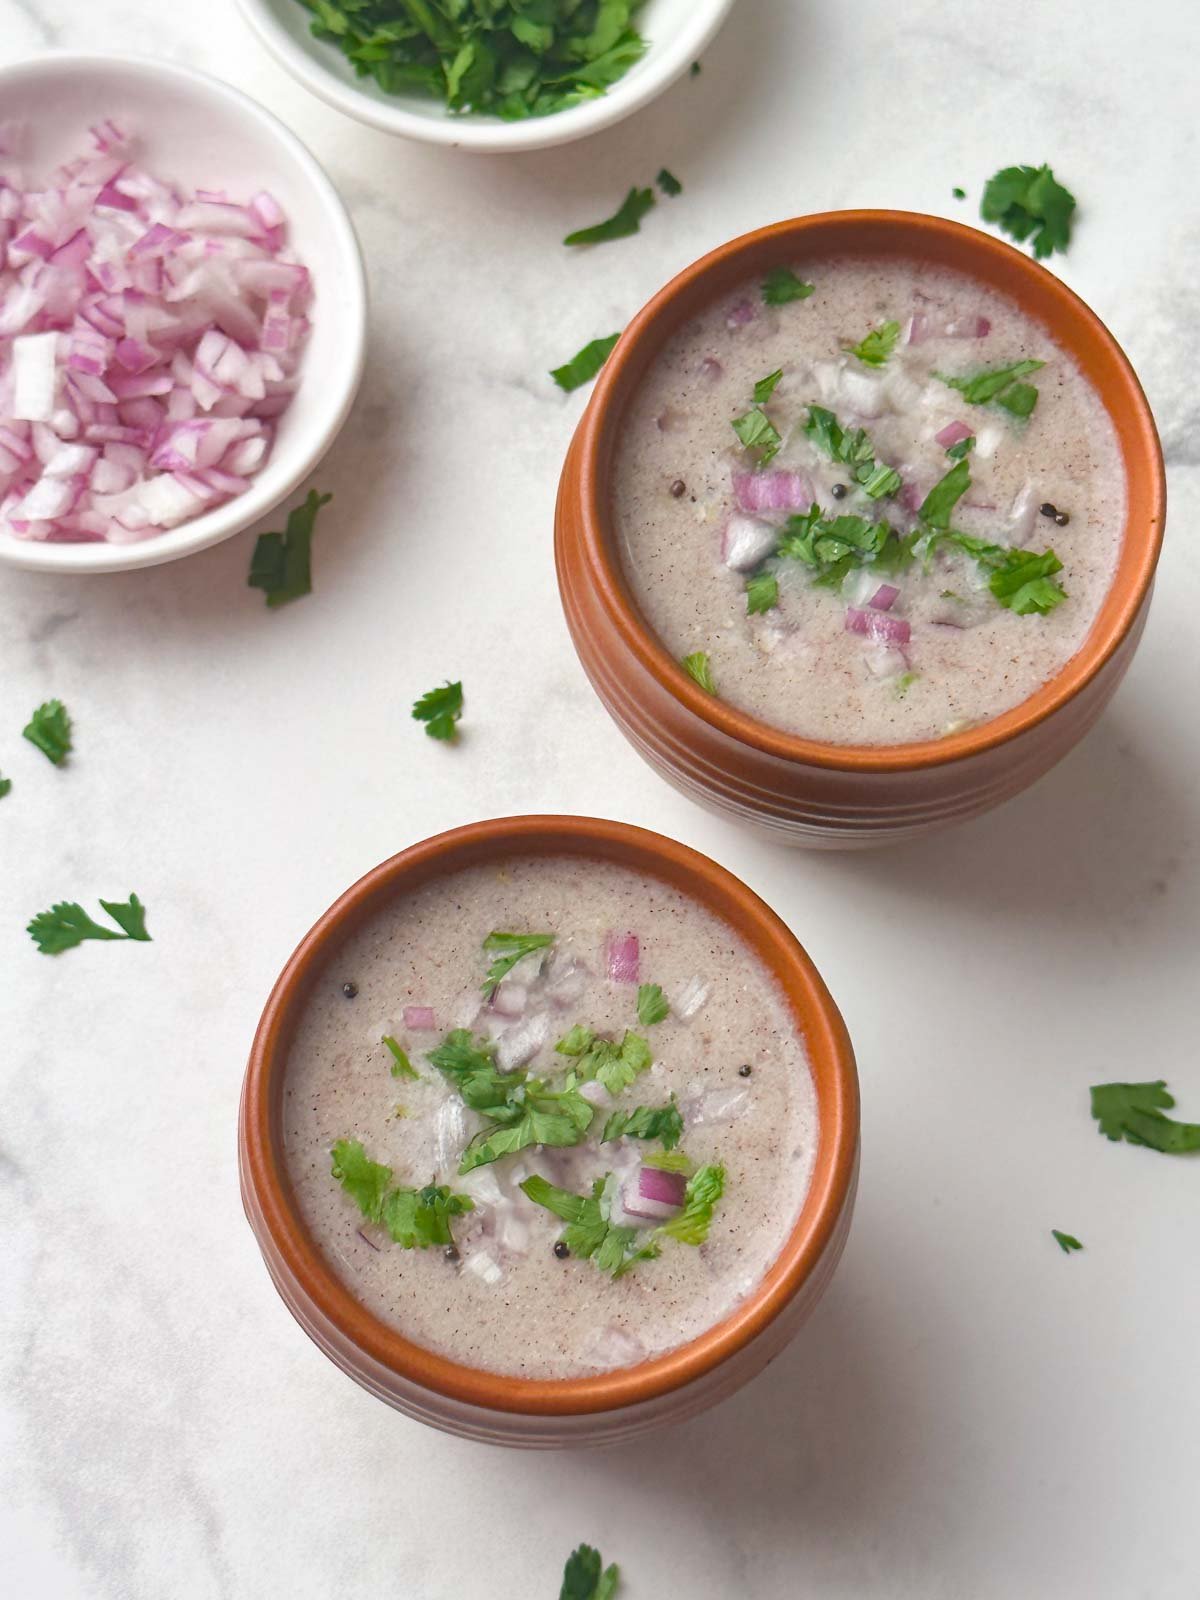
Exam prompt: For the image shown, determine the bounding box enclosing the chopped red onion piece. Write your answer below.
[491,981,527,1019]
[622,1165,686,1221]
[688,1086,749,1126]
[433,1099,469,1176]
[461,1248,503,1286]
[868,584,900,612]
[845,606,911,646]
[721,512,778,572]
[606,932,640,984]
[673,974,711,1021]
[403,1005,436,1031]
[726,299,755,329]
[495,1010,551,1073]
[578,1079,609,1108]
[934,420,973,449]
[698,355,723,381]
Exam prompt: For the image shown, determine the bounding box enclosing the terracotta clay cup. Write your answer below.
[555,211,1166,847]
[240,815,859,1447]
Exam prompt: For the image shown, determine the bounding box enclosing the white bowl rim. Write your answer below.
[234,0,736,152]
[0,50,367,575]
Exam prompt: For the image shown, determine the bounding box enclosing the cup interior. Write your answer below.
[241,815,859,1417]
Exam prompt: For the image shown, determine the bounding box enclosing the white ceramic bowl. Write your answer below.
[0,53,366,575]
[236,0,736,152]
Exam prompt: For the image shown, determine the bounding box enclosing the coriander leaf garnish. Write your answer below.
[520,1173,661,1277]
[656,168,682,197]
[761,267,815,306]
[551,333,620,393]
[642,1149,693,1173]
[745,569,779,614]
[601,1099,683,1149]
[775,504,917,589]
[681,651,716,693]
[636,982,669,1025]
[305,3,648,122]
[556,1025,652,1096]
[803,406,900,499]
[946,434,976,460]
[918,458,972,530]
[981,164,1076,258]
[1089,1079,1200,1154]
[1052,1229,1083,1254]
[657,1163,725,1244]
[753,368,783,404]
[481,930,555,997]
[560,1544,620,1600]
[411,679,463,742]
[952,186,967,200]
[731,407,782,465]
[936,359,1045,416]
[23,698,72,765]
[847,319,901,368]
[564,186,655,246]
[247,489,331,608]
[27,893,151,955]
[330,1139,473,1248]
[935,530,1066,615]
[382,1035,418,1079]
[0,774,11,799]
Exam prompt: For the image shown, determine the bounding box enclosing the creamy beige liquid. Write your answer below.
[615,257,1125,744]
[283,857,818,1379]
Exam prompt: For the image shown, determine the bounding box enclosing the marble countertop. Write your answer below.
[3,0,1198,1595]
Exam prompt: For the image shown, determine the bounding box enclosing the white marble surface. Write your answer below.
[2,0,1198,1594]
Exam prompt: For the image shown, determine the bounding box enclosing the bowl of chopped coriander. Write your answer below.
[235,0,735,151]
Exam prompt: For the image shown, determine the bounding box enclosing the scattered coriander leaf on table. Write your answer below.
[23,698,72,764]
[27,893,151,955]
[952,185,966,200]
[247,489,331,608]
[656,167,682,197]
[560,1543,621,1600]
[382,1035,418,1079]
[762,267,815,305]
[636,981,669,1025]
[551,333,620,393]
[981,163,1076,258]
[1090,1079,1200,1153]
[481,930,555,997]
[1052,1230,1083,1254]
[412,680,463,742]
[847,320,901,368]
[564,186,655,246]
[681,650,716,693]
[0,774,10,799]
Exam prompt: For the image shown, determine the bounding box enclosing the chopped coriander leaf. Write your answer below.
[247,489,330,608]
[27,893,151,955]
[411,679,463,742]
[0,774,10,799]
[1089,1079,1200,1153]
[690,60,701,76]
[745,569,779,614]
[803,406,899,499]
[23,698,72,764]
[556,1024,652,1096]
[658,1163,725,1244]
[481,929,555,997]
[302,1,649,122]
[847,319,901,368]
[894,671,920,698]
[521,1173,661,1277]
[937,359,1045,415]
[551,332,620,393]
[601,1099,683,1149]
[918,458,972,530]
[330,1139,473,1248]
[731,406,781,465]
[564,186,655,246]
[952,185,967,200]
[382,1035,418,1079]
[753,368,783,404]
[681,650,716,693]
[936,530,1066,615]
[636,982,669,1025]
[560,1544,621,1600]
[642,1149,693,1173]
[1052,1229,1083,1254]
[981,164,1076,258]
[776,504,917,589]
[656,168,682,197]
[946,434,976,460]
[761,267,815,306]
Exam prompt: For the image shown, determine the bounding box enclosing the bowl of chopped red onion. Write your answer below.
[0,54,366,573]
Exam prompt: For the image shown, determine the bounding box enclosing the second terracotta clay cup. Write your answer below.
[555,211,1165,847]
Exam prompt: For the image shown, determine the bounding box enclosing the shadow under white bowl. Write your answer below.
[236,0,735,151]
[0,53,366,575]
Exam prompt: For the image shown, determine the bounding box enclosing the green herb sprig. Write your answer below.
[1090,1080,1200,1153]
[981,164,1076,258]
[412,680,463,742]
[248,490,330,607]
[564,186,654,246]
[23,699,72,764]
[27,893,151,955]
[331,1139,473,1248]
[551,333,620,393]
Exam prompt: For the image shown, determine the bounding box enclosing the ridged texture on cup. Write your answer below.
[239,817,859,1446]
[555,212,1165,847]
